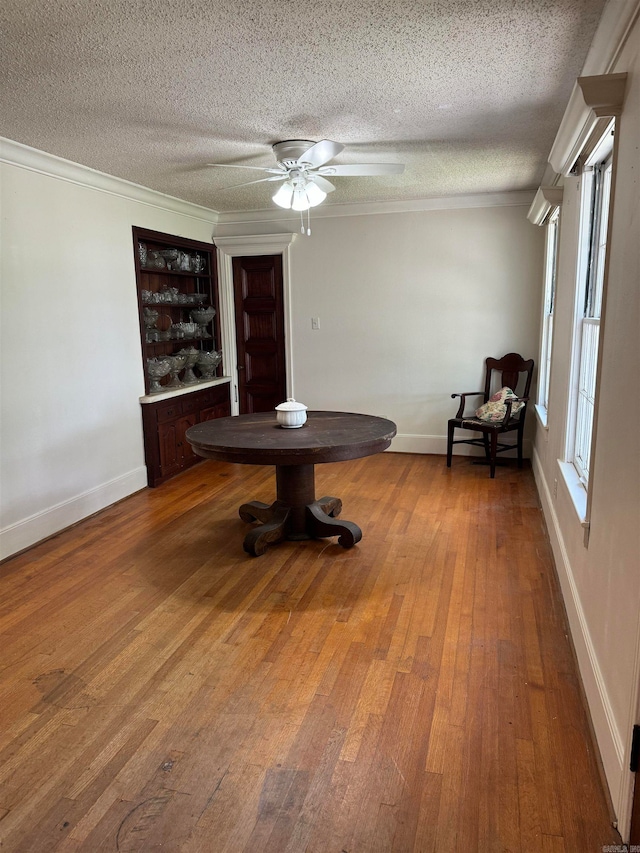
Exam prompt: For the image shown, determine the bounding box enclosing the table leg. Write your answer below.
[242,502,290,557]
[306,503,362,548]
[276,465,315,538]
[239,464,363,555]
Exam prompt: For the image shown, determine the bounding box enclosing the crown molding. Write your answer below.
[527,186,564,225]
[549,73,628,175]
[546,0,638,177]
[214,233,298,256]
[578,72,628,115]
[0,137,220,225]
[549,80,600,174]
[582,0,640,75]
[215,190,536,229]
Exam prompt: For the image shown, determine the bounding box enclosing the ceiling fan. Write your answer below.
[208,139,405,221]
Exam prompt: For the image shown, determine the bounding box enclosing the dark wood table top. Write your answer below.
[186,411,397,467]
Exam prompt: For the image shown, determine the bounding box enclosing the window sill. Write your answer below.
[557,460,589,527]
[535,404,549,429]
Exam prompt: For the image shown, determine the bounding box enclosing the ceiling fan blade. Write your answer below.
[317,163,405,176]
[298,139,344,168]
[220,175,289,190]
[207,163,285,174]
[310,175,336,193]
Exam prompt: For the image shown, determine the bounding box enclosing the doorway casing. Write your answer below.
[215,234,297,416]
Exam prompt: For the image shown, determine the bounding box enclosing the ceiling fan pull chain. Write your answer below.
[300,210,305,234]
[307,208,311,236]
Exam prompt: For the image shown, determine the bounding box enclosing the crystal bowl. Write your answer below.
[196,349,222,380]
[166,353,188,388]
[177,347,199,384]
[191,307,216,325]
[174,321,198,338]
[143,306,159,328]
[158,249,179,261]
[147,357,172,393]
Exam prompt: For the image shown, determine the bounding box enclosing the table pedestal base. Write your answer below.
[238,464,362,556]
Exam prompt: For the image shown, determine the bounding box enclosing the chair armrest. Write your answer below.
[451,391,484,419]
[501,396,530,424]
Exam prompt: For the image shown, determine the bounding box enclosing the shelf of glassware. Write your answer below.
[139,376,231,405]
[134,228,223,395]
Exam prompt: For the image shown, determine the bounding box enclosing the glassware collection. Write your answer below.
[139,243,206,274]
[143,304,216,343]
[138,237,223,394]
[141,287,207,305]
[146,349,223,392]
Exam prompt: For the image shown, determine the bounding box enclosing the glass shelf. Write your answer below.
[144,338,214,348]
[139,267,211,278]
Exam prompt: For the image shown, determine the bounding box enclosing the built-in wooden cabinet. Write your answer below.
[141,384,231,486]
[133,227,231,486]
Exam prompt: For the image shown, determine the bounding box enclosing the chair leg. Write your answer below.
[447,422,455,468]
[482,434,491,460]
[489,431,498,478]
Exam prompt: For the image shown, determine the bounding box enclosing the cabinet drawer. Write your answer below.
[201,384,230,408]
[181,394,202,415]
[155,400,182,423]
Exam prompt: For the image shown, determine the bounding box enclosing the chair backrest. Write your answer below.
[483,353,535,402]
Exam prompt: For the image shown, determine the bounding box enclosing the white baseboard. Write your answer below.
[531,447,628,832]
[0,467,148,561]
[390,433,531,457]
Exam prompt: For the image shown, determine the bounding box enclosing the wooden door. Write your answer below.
[631,757,640,844]
[233,255,286,413]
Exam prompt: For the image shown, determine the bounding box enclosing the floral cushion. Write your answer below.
[475,387,524,422]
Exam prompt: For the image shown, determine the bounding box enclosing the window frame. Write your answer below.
[536,208,560,426]
[564,121,615,502]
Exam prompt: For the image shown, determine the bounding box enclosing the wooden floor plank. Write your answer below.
[0,454,621,851]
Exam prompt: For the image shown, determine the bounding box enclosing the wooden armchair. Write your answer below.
[446,353,534,478]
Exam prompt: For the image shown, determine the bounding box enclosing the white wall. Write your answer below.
[288,205,542,450]
[218,199,543,455]
[531,14,640,838]
[0,142,218,558]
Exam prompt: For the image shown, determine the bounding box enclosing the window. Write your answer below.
[570,128,614,486]
[537,209,559,420]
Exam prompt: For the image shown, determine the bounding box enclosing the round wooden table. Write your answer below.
[186,411,397,556]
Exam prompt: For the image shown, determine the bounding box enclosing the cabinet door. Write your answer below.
[200,406,217,423]
[176,414,197,464]
[158,421,181,476]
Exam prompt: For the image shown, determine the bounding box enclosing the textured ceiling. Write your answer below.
[0,0,606,212]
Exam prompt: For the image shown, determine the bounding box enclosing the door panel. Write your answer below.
[158,422,179,474]
[631,767,639,844]
[233,255,286,414]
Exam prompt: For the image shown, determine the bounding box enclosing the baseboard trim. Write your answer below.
[391,433,530,457]
[531,447,626,828]
[0,467,148,561]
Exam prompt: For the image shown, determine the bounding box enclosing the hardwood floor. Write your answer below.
[0,454,620,852]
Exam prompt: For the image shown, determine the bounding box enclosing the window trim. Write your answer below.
[563,119,617,539]
[537,209,560,426]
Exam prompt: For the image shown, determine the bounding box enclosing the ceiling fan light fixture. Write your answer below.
[210,138,405,220]
[304,181,327,207]
[291,187,311,212]
[272,181,294,208]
